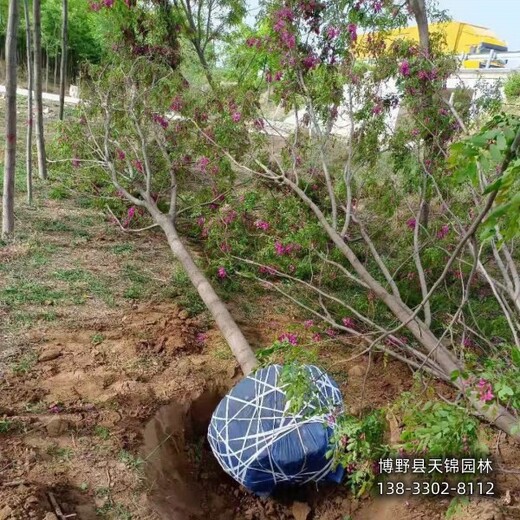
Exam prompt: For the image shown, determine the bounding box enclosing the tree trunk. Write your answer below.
[148,208,258,375]
[33,0,47,180]
[24,0,33,205]
[2,0,19,238]
[408,0,431,228]
[408,0,430,55]
[45,50,48,91]
[53,54,58,86]
[58,0,67,120]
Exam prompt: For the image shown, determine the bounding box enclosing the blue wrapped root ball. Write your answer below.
[207,364,344,495]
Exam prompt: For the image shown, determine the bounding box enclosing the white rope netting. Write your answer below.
[207,364,344,494]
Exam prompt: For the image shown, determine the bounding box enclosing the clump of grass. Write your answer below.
[94,425,111,440]
[10,352,38,375]
[118,450,144,471]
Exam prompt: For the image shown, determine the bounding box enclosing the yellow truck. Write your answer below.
[375,21,508,69]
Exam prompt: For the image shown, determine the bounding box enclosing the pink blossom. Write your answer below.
[372,104,383,115]
[217,266,228,279]
[195,332,207,344]
[342,317,356,329]
[476,379,494,402]
[219,242,231,253]
[275,6,295,21]
[373,0,382,12]
[259,265,278,276]
[133,159,143,173]
[153,113,169,129]
[406,218,417,230]
[437,224,450,240]
[325,328,337,337]
[266,71,273,83]
[347,23,357,41]
[312,333,321,342]
[254,220,270,231]
[170,96,183,112]
[222,209,238,225]
[197,156,210,172]
[303,319,314,329]
[275,241,286,255]
[278,332,298,345]
[253,118,265,130]
[117,149,126,161]
[274,71,284,81]
[246,37,262,48]
[280,30,296,49]
[127,206,135,219]
[196,216,205,227]
[231,112,242,123]
[326,26,341,39]
[103,0,114,7]
[90,2,101,11]
[463,337,474,348]
[399,60,410,76]
[302,54,320,70]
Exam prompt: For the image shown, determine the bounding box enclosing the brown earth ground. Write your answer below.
[1,100,520,520]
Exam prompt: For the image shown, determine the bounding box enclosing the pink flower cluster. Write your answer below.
[122,206,136,228]
[399,60,411,76]
[231,112,242,123]
[418,69,437,81]
[437,224,450,240]
[302,54,320,70]
[195,332,207,345]
[258,265,278,276]
[347,23,357,41]
[217,266,228,279]
[265,70,284,83]
[274,241,301,256]
[117,149,126,161]
[153,113,169,129]
[326,26,341,39]
[254,220,270,231]
[170,96,183,112]
[278,332,298,345]
[246,36,263,49]
[477,379,494,403]
[197,156,210,172]
[342,317,356,330]
[133,159,143,173]
[406,218,417,230]
[222,209,238,225]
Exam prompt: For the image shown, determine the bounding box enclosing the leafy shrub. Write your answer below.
[397,395,486,457]
[504,72,520,101]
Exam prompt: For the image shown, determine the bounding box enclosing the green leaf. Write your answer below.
[511,349,520,367]
[496,133,507,151]
[483,176,503,194]
[450,370,460,381]
[489,144,502,163]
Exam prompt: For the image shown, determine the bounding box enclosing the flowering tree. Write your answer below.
[189,0,520,438]
[53,0,520,440]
